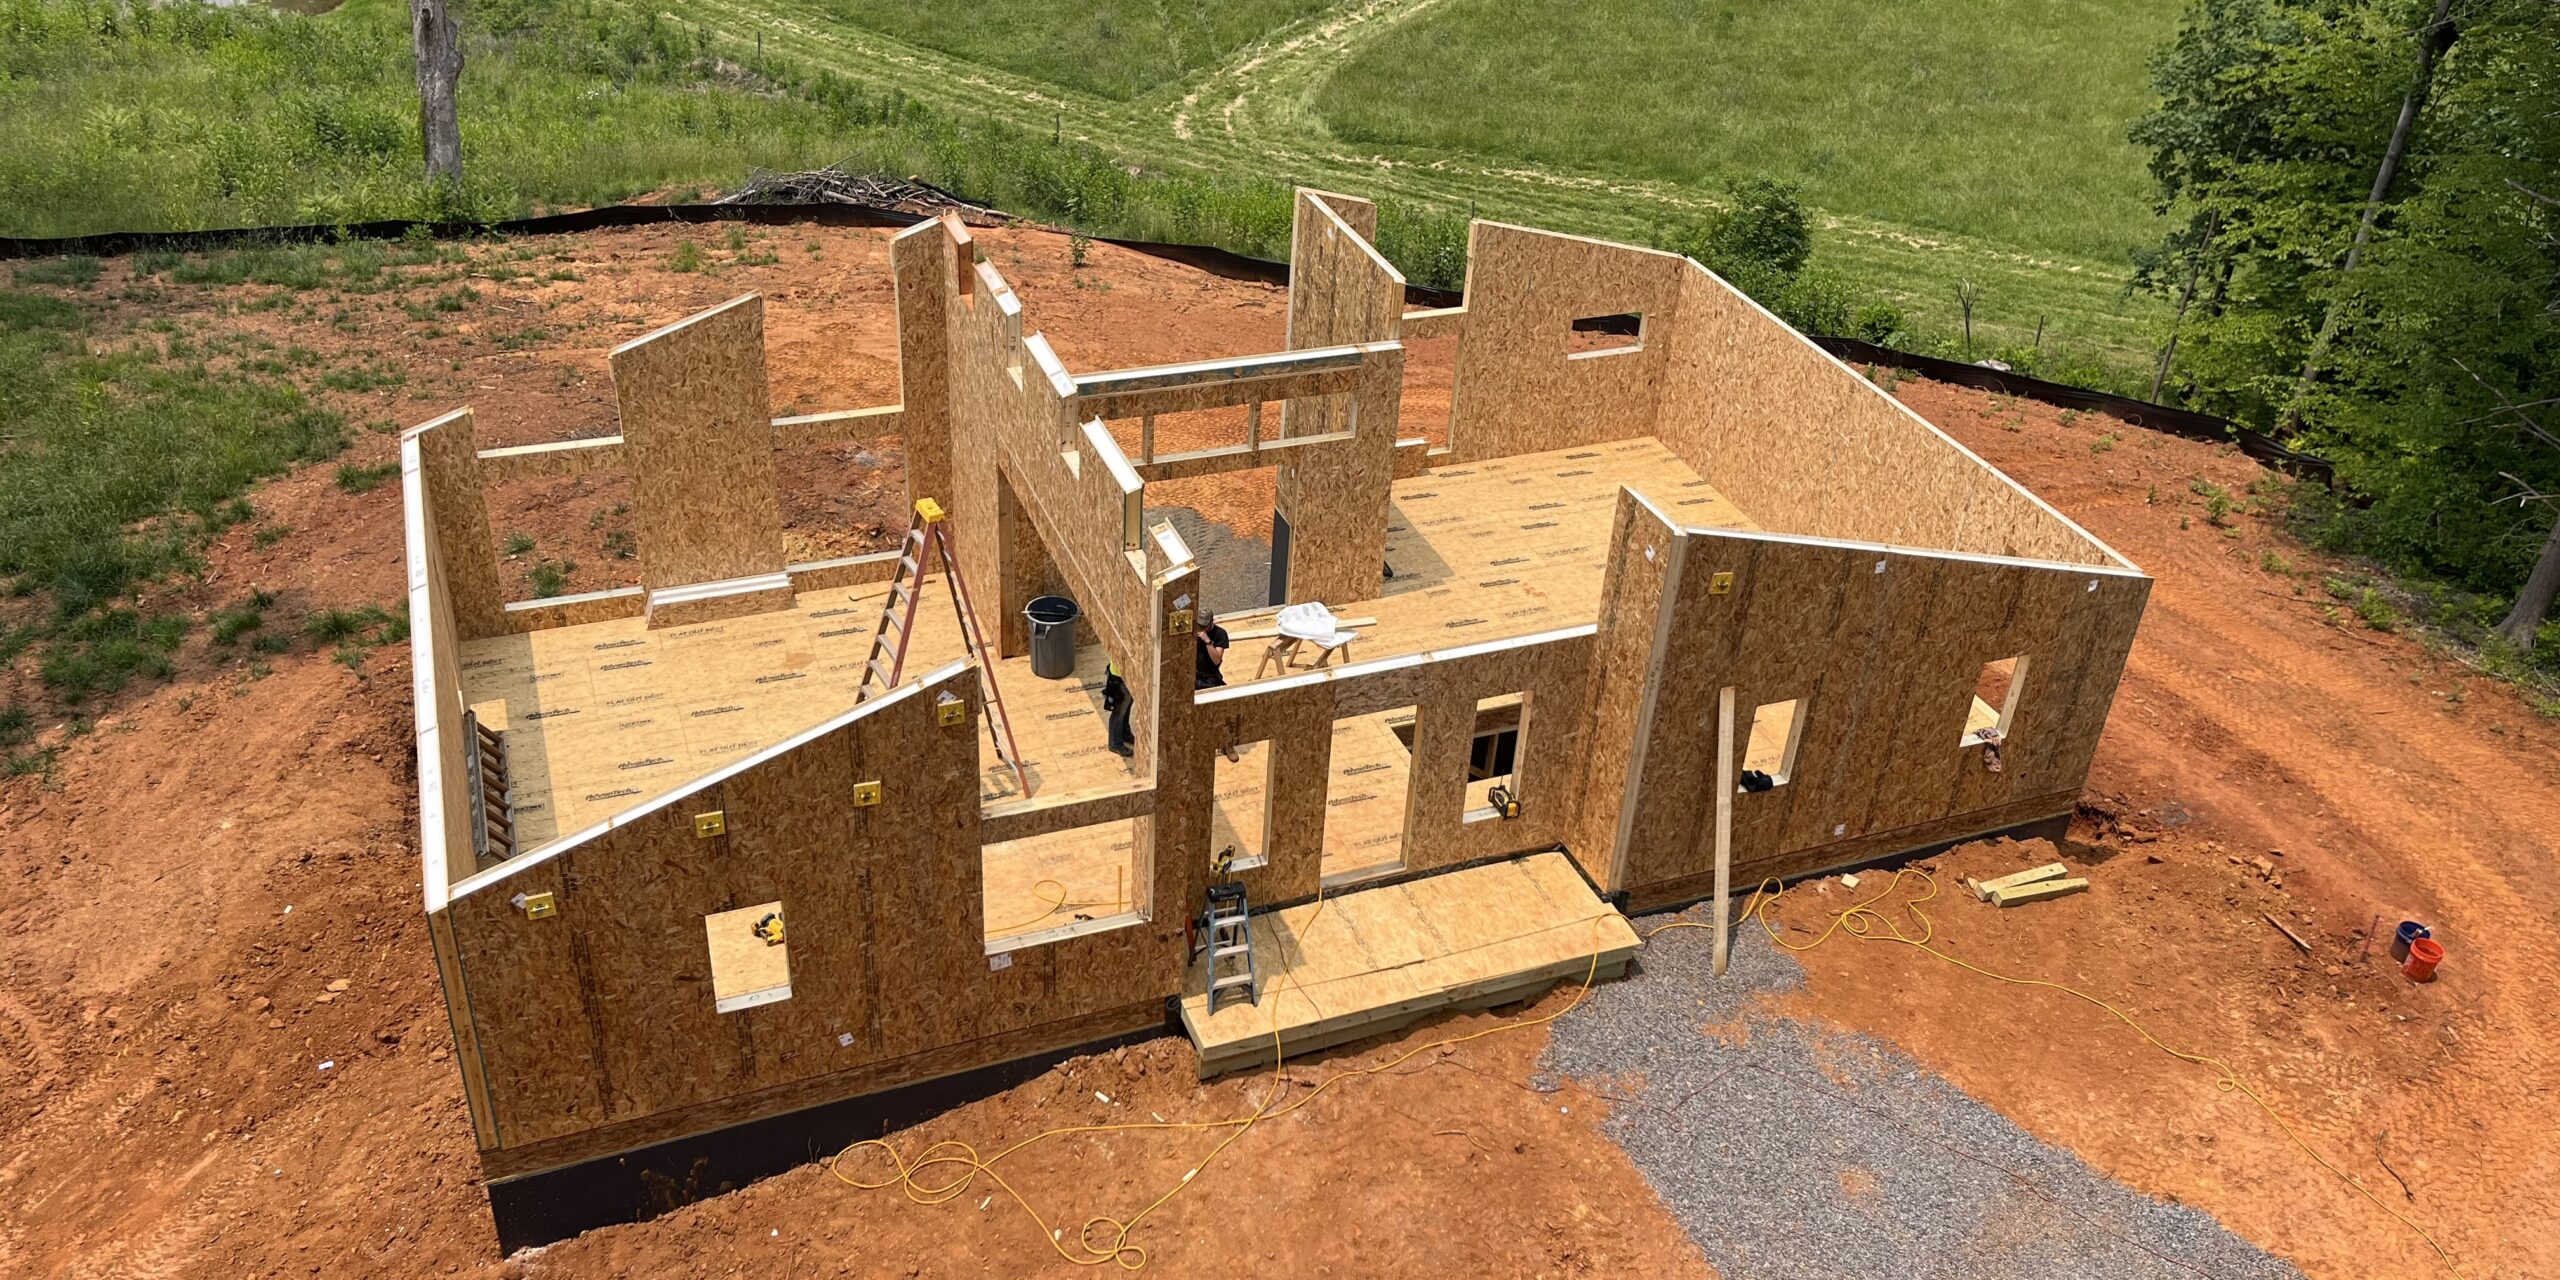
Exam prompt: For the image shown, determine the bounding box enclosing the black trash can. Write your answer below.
[1024,595,1081,679]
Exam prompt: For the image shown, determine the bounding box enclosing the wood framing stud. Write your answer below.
[1990,877,2089,908]
[1969,862,2067,901]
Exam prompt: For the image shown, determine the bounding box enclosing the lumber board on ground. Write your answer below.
[1970,862,2068,901]
[1990,877,2088,907]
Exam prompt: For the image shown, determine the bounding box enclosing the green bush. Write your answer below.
[14,256,100,287]
[38,608,188,701]
[333,461,399,493]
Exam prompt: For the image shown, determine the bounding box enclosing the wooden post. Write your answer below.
[410,0,464,188]
[1711,685,1737,977]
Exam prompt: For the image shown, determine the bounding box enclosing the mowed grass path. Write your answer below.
[1316,0,2174,265]
[805,0,1335,99]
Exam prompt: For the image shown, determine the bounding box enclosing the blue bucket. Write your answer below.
[2390,920,2430,964]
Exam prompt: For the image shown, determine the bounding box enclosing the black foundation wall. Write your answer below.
[484,1020,1170,1253]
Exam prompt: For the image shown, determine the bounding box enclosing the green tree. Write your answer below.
[2132,0,2560,641]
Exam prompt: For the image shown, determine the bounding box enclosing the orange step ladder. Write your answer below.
[858,498,1031,798]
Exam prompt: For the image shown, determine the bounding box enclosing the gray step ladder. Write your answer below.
[1202,882,1259,1014]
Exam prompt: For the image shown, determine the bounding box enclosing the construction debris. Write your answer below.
[1969,862,2069,902]
[1989,877,2089,908]
[2263,912,2312,954]
[714,168,1008,222]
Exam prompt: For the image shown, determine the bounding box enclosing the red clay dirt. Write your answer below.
[0,222,2552,1278]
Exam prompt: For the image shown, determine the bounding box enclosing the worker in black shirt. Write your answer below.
[1195,611,1240,761]
[1195,610,1230,689]
[1101,662,1134,758]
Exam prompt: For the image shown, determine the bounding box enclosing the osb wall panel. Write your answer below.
[609,294,789,592]
[500,588,647,634]
[447,666,1192,1155]
[1617,527,2146,897]
[1566,489,1686,892]
[475,436,625,486]
[402,420,481,897]
[2009,570,2148,796]
[411,409,507,641]
[890,220,957,508]
[1656,265,2118,568]
[447,855,601,1145]
[1199,683,1334,909]
[1282,190,1397,438]
[944,262,1153,705]
[1143,566,1214,923]
[425,908,497,1149]
[1277,191,1404,607]
[1279,350,1404,606]
[1444,223,1690,466]
[1190,627,1596,903]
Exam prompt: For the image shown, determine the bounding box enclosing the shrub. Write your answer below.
[15,256,101,288]
[334,461,399,493]
[526,559,574,597]
[1849,301,1904,344]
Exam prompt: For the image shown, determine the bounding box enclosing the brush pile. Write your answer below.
[715,169,1007,223]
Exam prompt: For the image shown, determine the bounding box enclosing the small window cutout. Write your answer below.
[1464,692,1529,821]
[1212,741,1273,873]
[1567,311,1645,359]
[1739,698,1804,791]
[1962,656,2028,748]
[706,901,791,1013]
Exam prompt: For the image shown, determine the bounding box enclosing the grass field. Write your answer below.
[0,0,940,236]
[1315,0,2176,265]
[0,0,2177,381]
[801,0,1335,99]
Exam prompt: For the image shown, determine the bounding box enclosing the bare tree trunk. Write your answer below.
[2152,213,2220,402]
[412,0,464,187]
[2497,505,2560,650]
[2152,262,2198,402]
[2277,0,2455,435]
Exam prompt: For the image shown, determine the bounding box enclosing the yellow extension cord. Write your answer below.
[991,872,1130,938]
[831,867,2470,1277]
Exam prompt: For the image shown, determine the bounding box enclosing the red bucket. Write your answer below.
[2402,937,2444,982]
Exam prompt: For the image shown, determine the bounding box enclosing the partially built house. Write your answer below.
[402,191,2148,1245]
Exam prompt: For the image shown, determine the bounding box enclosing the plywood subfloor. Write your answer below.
[1179,852,1640,1077]
[459,582,1140,848]
[1228,436,1752,685]
[454,436,1743,943]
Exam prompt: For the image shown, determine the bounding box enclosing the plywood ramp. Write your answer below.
[1179,852,1639,1078]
